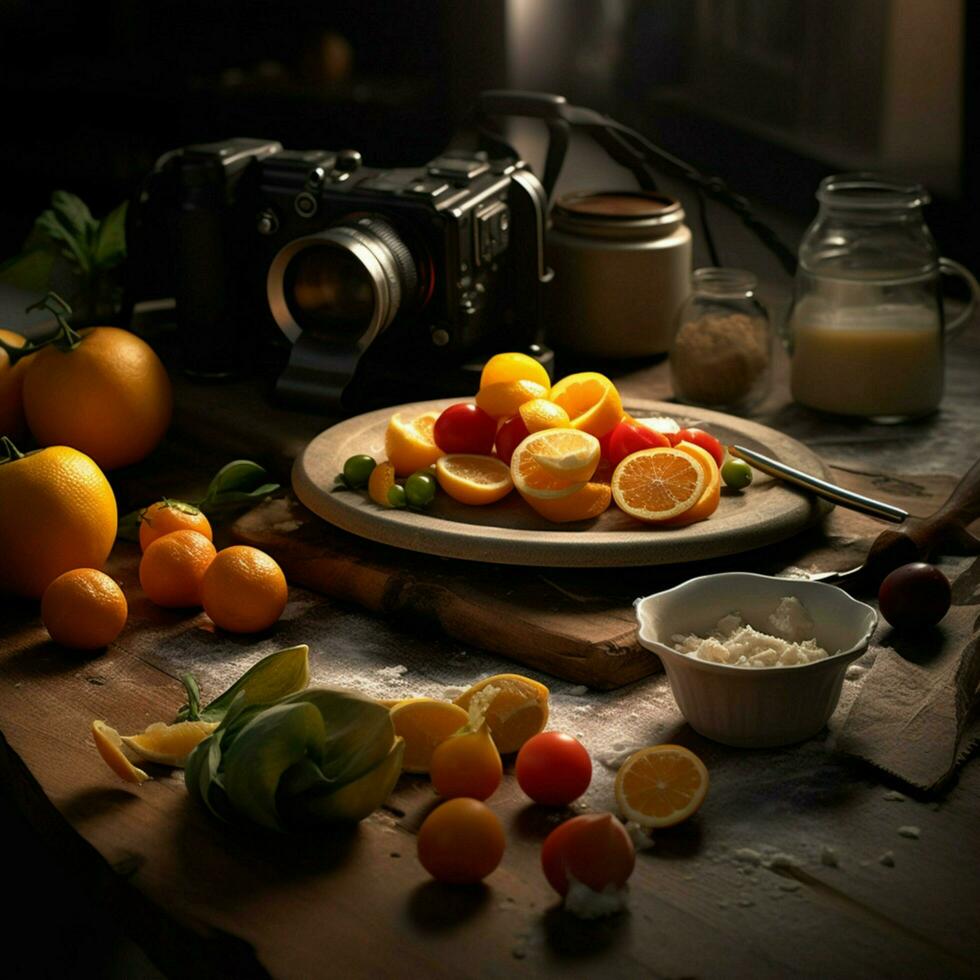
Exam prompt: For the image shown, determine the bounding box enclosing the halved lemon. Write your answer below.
[523,428,601,484]
[120,720,219,767]
[384,411,443,476]
[453,673,550,754]
[390,698,469,773]
[435,454,514,505]
[475,379,549,420]
[518,398,570,433]
[614,744,709,828]
[549,372,623,437]
[610,447,705,522]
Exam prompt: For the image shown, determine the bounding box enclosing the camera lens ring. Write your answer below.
[268,216,414,348]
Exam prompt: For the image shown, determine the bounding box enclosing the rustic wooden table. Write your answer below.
[1,312,978,980]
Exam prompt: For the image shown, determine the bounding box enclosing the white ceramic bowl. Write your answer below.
[635,572,877,748]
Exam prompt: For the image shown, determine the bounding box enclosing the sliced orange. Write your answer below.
[525,481,612,523]
[479,352,551,391]
[436,454,513,505]
[92,720,150,784]
[614,744,709,828]
[662,441,721,526]
[522,428,601,484]
[475,379,549,420]
[549,372,623,437]
[453,674,550,754]
[390,698,469,773]
[384,411,443,476]
[611,447,705,522]
[120,720,219,767]
[510,432,592,500]
[518,398,570,433]
[368,460,398,506]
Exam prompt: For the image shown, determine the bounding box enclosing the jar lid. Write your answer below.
[552,191,684,238]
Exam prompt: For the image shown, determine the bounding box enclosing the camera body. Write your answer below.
[131,136,550,410]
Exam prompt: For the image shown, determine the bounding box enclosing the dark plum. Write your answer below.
[877,562,951,629]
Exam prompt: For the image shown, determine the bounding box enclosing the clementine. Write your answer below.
[201,546,288,633]
[139,499,213,551]
[41,568,128,650]
[139,530,217,608]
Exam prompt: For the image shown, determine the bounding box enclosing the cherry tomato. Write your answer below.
[417,798,506,884]
[433,403,497,455]
[493,414,530,465]
[541,812,636,896]
[878,562,951,629]
[668,428,725,468]
[607,421,671,467]
[430,724,503,801]
[516,732,592,805]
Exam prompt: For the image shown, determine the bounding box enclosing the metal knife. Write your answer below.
[729,445,980,593]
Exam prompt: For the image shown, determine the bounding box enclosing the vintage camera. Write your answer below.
[129,133,551,411]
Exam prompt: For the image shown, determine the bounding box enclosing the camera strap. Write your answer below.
[466,90,797,277]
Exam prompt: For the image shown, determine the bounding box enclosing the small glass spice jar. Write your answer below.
[669,268,772,413]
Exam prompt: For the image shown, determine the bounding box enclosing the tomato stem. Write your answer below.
[25,291,83,352]
[0,436,25,463]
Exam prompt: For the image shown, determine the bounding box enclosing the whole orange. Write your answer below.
[23,326,173,470]
[139,500,213,552]
[41,568,128,650]
[139,529,217,608]
[0,442,117,598]
[201,546,288,633]
[0,328,34,439]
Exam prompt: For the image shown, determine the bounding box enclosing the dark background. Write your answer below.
[0,0,976,270]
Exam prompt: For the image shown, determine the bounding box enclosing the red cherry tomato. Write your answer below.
[417,798,506,884]
[516,732,592,805]
[541,813,636,896]
[669,428,725,468]
[493,414,530,465]
[607,421,671,467]
[433,403,497,455]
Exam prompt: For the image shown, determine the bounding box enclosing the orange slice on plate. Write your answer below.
[615,744,709,828]
[610,447,705,522]
[524,481,612,523]
[523,428,600,484]
[384,411,443,476]
[436,454,514,505]
[511,433,590,500]
[661,441,721,525]
[548,372,623,437]
[475,379,549,420]
[368,460,398,506]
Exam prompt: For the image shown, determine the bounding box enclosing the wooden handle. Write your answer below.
[907,456,980,558]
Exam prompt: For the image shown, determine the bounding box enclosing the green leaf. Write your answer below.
[93,201,128,269]
[35,209,90,276]
[206,460,271,497]
[49,191,97,243]
[181,673,202,722]
[221,700,328,830]
[180,645,310,724]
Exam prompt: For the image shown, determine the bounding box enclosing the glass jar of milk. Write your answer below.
[787,174,978,422]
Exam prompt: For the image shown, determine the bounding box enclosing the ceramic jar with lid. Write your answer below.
[544,191,692,358]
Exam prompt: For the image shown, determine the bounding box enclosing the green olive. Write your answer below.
[387,484,408,508]
[721,457,753,490]
[342,454,376,488]
[405,471,437,508]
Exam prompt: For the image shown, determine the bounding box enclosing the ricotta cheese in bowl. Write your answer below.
[635,573,877,747]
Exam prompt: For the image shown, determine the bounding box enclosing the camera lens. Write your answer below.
[268,215,420,348]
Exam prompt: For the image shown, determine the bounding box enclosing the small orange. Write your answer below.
[0,328,33,438]
[139,499,213,551]
[139,529,217,608]
[479,351,551,390]
[518,398,570,433]
[614,744,709,828]
[23,326,173,470]
[202,545,288,633]
[384,412,442,476]
[610,447,705,522]
[0,442,117,598]
[524,481,612,523]
[41,568,128,650]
